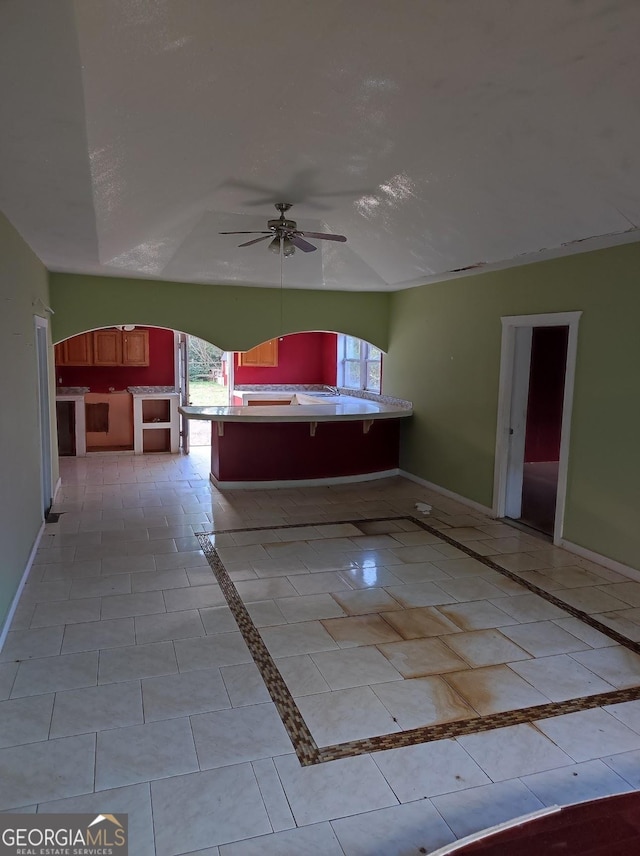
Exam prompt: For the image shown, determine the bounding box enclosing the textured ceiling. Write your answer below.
[1,0,639,291]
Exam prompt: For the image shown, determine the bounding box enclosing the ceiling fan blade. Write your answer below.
[298,231,347,242]
[290,235,317,253]
[238,235,273,247]
[218,231,272,235]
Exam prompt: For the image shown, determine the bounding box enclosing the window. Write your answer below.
[337,335,382,393]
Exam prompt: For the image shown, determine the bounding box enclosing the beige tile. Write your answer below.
[250,758,295,833]
[274,753,397,826]
[199,605,238,635]
[489,593,568,622]
[510,653,615,701]
[321,614,402,647]
[381,606,462,640]
[236,578,300,602]
[99,640,177,684]
[245,600,287,627]
[186,566,217,586]
[600,581,640,607]
[331,588,403,616]
[553,616,617,648]
[20,580,72,603]
[311,646,403,690]
[372,676,477,729]
[501,621,591,657]
[332,799,456,855]
[151,765,271,854]
[61,618,136,653]
[0,734,96,809]
[0,694,55,747]
[444,629,531,667]
[50,681,143,737]
[436,577,508,602]
[571,646,640,688]
[101,590,166,620]
[39,783,155,856]
[220,662,271,707]
[458,722,572,781]
[131,569,190,592]
[537,566,613,588]
[220,824,343,855]
[135,609,205,644]
[175,632,252,671]
[0,626,64,662]
[445,664,550,714]
[535,708,640,762]
[11,651,98,698]
[298,685,400,745]
[372,739,489,802]
[96,717,199,790]
[377,638,468,678]
[69,574,132,599]
[289,571,352,595]
[274,654,331,696]
[389,544,449,563]
[384,582,456,608]
[432,557,492,578]
[142,668,231,720]
[30,598,101,628]
[250,557,309,578]
[192,702,292,769]
[438,600,518,631]
[275,593,346,623]
[337,566,402,589]
[163,584,227,612]
[491,553,549,572]
[260,621,338,658]
[552,586,629,614]
[155,550,208,570]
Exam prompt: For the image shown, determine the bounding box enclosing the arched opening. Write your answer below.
[53,325,385,456]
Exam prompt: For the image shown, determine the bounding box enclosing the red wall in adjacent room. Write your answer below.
[56,327,175,393]
[524,326,569,463]
[234,332,337,385]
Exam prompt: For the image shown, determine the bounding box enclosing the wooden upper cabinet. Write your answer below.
[238,338,278,367]
[56,333,93,366]
[55,328,150,367]
[121,329,149,366]
[93,329,123,365]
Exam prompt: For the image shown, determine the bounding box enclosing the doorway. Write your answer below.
[493,312,581,542]
[34,315,53,517]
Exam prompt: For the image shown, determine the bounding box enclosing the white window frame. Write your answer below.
[337,335,382,393]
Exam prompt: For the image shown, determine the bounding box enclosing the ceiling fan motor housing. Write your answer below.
[268,218,297,232]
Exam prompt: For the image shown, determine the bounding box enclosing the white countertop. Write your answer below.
[180,394,412,423]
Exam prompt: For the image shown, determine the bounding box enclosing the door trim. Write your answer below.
[493,311,582,544]
[34,314,53,517]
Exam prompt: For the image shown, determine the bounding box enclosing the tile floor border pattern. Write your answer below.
[197,516,640,766]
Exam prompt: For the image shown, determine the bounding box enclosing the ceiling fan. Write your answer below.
[219,203,347,257]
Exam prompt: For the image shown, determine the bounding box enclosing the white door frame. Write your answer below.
[493,311,582,543]
[175,331,190,453]
[34,315,53,517]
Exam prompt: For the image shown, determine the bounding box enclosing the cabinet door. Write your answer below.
[59,333,93,366]
[93,330,123,365]
[238,338,278,367]
[122,329,149,366]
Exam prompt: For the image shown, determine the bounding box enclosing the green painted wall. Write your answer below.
[384,241,640,569]
[0,213,56,630]
[49,274,390,352]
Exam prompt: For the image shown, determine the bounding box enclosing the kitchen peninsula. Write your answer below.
[180,390,412,488]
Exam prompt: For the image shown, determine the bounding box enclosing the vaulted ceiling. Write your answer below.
[1,0,639,291]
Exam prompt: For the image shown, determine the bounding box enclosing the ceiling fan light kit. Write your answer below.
[220,202,347,257]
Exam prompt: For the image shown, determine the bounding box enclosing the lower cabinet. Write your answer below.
[132,393,180,454]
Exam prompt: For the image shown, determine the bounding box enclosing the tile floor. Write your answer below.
[1,448,640,855]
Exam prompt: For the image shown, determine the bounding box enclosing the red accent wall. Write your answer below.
[524,326,569,463]
[211,419,400,482]
[56,327,175,393]
[234,332,337,385]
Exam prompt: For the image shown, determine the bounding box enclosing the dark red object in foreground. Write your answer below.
[438,793,640,856]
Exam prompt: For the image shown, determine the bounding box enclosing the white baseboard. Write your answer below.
[210,468,401,490]
[399,470,494,517]
[559,538,640,582]
[0,521,45,653]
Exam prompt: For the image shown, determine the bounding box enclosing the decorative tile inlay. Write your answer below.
[197,516,640,766]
